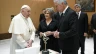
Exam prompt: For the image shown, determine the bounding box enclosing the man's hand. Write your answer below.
[53,31,59,38]
[28,40,33,47]
[26,44,30,48]
[93,29,96,34]
[84,33,88,37]
[26,42,30,48]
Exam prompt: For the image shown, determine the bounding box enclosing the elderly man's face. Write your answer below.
[54,2,64,12]
[74,6,81,12]
[22,8,31,18]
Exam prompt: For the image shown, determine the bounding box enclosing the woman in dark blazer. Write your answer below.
[38,8,60,52]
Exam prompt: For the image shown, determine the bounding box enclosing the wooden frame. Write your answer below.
[76,0,95,12]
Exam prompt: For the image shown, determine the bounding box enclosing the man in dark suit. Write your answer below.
[53,0,79,54]
[74,4,88,54]
[91,13,96,54]
[39,8,45,22]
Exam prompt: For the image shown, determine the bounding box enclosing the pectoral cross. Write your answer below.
[29,29,32,34]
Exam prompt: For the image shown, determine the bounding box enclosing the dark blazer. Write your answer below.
[39,13,45,22]
[91,13,96,30]
[38,19,60,52]
[77,12,88,40]
[57,7,79,51]
[91,13,96,54]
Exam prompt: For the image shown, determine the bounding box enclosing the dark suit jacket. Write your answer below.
[39,13,45,22]
[54,12,61,21]
[77,12,88,40]
[57,7,79,51]
[91,13,96,30]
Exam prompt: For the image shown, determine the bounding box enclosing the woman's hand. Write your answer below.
[45,31,53,36]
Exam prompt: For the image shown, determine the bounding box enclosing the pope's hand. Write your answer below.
[26,44,30,48]
[28,40,33,47]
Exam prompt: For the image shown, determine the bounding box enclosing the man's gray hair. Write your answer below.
[74,4,81,9]
[20,5,31,12]
[53,0,67,5]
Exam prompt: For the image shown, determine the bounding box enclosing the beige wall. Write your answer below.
[0,4,1,33]
[0,17,1,31]
[0,0,96,33]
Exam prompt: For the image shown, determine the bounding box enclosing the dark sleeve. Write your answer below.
[84,13,88,33]
[59,11,78,39]
[55,20,59,30]
[39,14,42,22]
[38,22,42,36]
[53,13,57,20]
[91,14,95,30]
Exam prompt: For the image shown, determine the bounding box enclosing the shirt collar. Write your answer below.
[63,6,69,14]
[77,11,81,14]
[79,11,81,14]
[77,11,81,16]
[20,13,28,20]
[59,12,62,16]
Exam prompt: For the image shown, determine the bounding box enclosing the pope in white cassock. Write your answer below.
[8,5,36,54]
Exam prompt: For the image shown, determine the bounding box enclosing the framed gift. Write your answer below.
[76,0,95,12]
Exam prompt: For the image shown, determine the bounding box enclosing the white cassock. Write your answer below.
[8,13,36,54]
